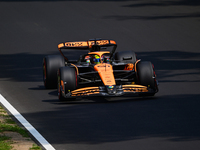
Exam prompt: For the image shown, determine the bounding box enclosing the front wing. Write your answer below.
[62,84,155,98]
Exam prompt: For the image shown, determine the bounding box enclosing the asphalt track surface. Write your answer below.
[0,0,200,150]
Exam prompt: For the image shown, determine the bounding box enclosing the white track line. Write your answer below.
[0,94,55,150]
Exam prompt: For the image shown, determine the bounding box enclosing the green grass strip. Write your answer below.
[0,124,29,137]
[30,144,42,150]
[0,135,12,150]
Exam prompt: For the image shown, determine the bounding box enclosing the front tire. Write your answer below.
[58,67,77,101]
[136,61,158,96]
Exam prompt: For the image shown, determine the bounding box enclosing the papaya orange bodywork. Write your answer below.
[70,63,79,75]
[58,43,64,49]
[58,40,117,49]
[89,51,116,86]
[122,85,148,93]
[71,87,100,96]
[88,40,109,46]
[94,63,116,86]
[110,40,116,45]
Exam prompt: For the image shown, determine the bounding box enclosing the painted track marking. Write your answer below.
[0,94,55,150]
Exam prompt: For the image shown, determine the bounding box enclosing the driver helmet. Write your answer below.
[93,55,101,64]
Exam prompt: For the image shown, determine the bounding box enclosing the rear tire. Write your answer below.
[136,61,157,96]
[43,55,65,89]
[114,51,137,63]
[58,67,77,101]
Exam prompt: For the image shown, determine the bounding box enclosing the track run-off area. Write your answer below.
[0,0,200,150]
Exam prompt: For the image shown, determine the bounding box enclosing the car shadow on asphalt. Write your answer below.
[22,93,200,144]
[42,89,159,104]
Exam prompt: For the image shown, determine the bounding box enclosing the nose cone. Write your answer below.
[106,85,116,94]
[94,63,116,85]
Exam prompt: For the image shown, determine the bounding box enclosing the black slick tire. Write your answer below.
[43,55,65,89]
[57,67,77,101]
[114,51,137,63]
[136,61,156,96]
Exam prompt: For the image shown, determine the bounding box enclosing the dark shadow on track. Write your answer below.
[0,51,83,82]
[0,0,199,149]
[0,53,46,82]
[136,51,200,83]
[122,0,200,7]
[21,93,200,144]
[104,13,200,21]
[0,51,199,82]
[42,90,157,104]
[103,0,200,21]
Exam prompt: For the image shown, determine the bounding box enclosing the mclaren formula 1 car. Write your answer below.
[43,39,158,100]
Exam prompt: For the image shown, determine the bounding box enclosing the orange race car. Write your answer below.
[43,39,158,101]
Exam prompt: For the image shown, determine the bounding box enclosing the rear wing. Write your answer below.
[58,39,117,62]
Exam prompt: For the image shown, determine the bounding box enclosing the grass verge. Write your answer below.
[0,105,42,150]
